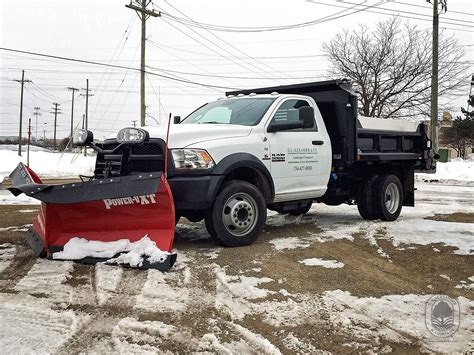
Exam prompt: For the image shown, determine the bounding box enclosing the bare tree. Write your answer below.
[323,17,469,119]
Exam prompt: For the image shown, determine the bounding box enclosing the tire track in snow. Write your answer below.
[0,244,36,291]
[58,267,148,353]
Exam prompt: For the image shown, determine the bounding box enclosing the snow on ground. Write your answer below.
[318,290,473,354]
[14,259,74,300]
[299,258,345,268]
[95,263,123,306]
[0,152,473,352]
[134,268,191,313]
[269,237,310,250]
[0,144,95,183]
[455,276,474,290]
[0,243,16,273]
[264,183,473,257]
[0,189,40,205]
[416,156,474,184]
[0,292,89,354]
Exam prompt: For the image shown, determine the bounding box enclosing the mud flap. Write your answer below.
[8,163,176,270]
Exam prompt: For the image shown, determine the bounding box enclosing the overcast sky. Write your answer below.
[1,0,473,140]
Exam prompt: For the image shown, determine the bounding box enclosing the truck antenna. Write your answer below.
[164,112,172,178]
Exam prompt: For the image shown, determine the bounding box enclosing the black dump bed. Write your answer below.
[227,80,434,171]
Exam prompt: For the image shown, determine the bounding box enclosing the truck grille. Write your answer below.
[94,139,166,178]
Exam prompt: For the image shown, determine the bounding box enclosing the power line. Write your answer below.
[391,0,473,17]
[307,0,474,32]
[161,1,298,82]
[160,0,383,32]
[91,14,137,119]
[160,17,276,82]
[0,47,240,90]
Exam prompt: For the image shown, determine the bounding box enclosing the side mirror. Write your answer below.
[174,116,181,124]
[299,106,315,129]
[73,129,93,146]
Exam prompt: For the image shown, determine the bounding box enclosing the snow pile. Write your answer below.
[416,157,474,184]
[299,258,344,268]
[0,145,95,183]
[52,235,171,268]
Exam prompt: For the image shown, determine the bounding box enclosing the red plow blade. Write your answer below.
[8,163,176,270]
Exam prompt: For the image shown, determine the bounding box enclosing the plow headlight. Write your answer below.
[73,129,93,146]
[171,149,215,170]
[117,127,149,143]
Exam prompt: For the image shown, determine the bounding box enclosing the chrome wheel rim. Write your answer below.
[385,183,400,214]
[222,192,258,237]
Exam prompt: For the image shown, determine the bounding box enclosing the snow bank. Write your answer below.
[416,157,474,184]
[299,258,344,268]
[0,145,95,183]
[52,235,172,268]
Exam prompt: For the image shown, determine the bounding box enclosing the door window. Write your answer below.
[270,99,317,130]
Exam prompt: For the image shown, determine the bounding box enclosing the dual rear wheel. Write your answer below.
[357,174,403,221]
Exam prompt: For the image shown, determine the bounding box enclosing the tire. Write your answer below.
[357,175,379,220]
[288,203,312,216]
[209,180,267,247]
[204,214,217,237]
[372,174,403,221]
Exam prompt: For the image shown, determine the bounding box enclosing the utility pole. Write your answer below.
[125,1,160,127]
[50,103,62,151]
[428,0,447,152]
[67,87,80,151]
[33,107,41,143]
[27,119,31,166]
[80,79,93,156]
[13,70,32,156]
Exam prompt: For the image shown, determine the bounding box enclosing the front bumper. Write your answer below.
[168,174,225,210]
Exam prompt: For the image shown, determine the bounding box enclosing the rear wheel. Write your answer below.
[372,174,403,221]
[209,181,266,247]
[357,175,379,220]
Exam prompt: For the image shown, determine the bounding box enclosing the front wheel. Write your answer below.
[209,181,267,247]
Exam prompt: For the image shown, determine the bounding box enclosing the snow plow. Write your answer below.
[8,127,177,271]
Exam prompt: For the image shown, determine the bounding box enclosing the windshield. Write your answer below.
[181,97,275,126]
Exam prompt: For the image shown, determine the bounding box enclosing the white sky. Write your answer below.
[1,0,473,140]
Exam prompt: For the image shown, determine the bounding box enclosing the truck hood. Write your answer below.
[109,124,252,148]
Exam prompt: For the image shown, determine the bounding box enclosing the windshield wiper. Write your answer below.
[199,121,223,124]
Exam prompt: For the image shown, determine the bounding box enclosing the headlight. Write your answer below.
[73,129,93,146]
[171,149,215,169]
[117,127,149,143]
